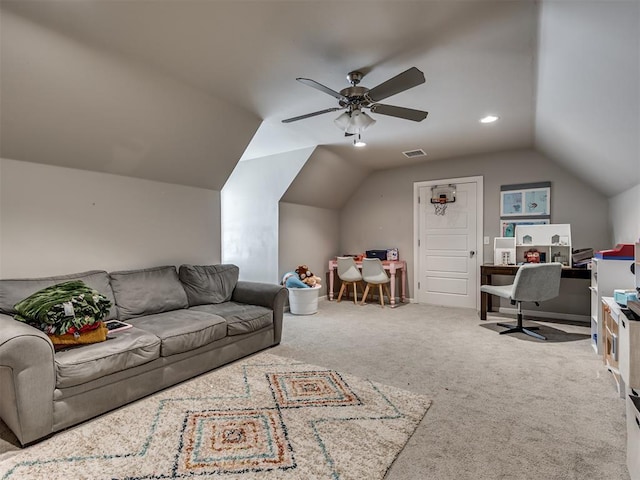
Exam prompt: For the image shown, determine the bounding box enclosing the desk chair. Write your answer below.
[360,258,391,307]
[336,257,363,304]
[480,262,562,340]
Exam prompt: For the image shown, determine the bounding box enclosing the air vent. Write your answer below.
[402,149,427,158]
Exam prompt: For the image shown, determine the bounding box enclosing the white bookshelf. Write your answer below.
[514,224,572,266]
[590,257,636,354]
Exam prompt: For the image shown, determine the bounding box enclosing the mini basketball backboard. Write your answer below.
[430,184,456,215]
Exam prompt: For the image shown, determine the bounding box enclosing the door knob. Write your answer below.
[470,251,476,258]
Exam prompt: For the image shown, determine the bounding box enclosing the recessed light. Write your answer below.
[480,115,499,124]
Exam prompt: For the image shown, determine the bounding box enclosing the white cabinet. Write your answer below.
[620,309,640,391]
[602,297,623,393]
[590,257,636,354]
[514,224,572,266]
[627,393,640,480]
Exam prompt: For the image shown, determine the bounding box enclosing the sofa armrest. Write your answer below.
[0,313,55,445]
[231,282,287,344]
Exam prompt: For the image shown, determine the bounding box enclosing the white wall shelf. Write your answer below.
[514,224,572,266]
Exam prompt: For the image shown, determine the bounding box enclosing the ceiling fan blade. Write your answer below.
[365,67,425,103]
[369,104,428,122]
[297,78,348,102]
[282,107,343,123]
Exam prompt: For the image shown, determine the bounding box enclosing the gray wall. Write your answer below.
[0,158,221,278]
[340,149,610,315]
[278,202,340,298]
[221,148,313,284]
[609,183,640,245]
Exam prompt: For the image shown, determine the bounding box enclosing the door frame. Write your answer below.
[413,175,484,310]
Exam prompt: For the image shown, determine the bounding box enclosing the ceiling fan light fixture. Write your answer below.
[349,109,376,131]
[334,111,351,129]
[353,134,366,147]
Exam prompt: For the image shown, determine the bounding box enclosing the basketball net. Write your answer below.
[433,199,448,216]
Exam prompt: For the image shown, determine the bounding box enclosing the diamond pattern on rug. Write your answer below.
[0,352,431,480]
[176,408,295,475]
[267,370,362,408]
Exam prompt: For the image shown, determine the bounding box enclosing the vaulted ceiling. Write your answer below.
[1,1,637,198]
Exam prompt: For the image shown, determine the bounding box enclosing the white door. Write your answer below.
[417,181,479,308]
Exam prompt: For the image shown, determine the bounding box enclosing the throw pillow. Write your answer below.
[178,264,239,306]
[109,266,188,320]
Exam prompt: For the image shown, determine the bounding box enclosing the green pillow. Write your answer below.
[14,280,112,335]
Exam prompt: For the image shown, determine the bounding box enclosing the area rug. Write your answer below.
[0,352,431,479]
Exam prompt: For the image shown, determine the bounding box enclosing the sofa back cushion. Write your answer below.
[0,270,117,320]
[178,264,239,306]
[109,266,188,320]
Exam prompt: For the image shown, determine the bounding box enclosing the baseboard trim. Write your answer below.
[497,307,590,323]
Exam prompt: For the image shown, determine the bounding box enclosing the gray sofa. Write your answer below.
[0,264,287,446]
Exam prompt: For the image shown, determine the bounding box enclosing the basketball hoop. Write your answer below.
[430,184,456,216]
[433,198,448,216]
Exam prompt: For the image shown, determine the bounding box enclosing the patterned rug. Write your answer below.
[0,352,430,479]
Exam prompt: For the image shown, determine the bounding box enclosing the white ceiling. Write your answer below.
[1,1,637,197]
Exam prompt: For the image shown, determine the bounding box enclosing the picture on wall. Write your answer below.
[500,182,551,217]
[500,218,550,237]
[501,191,523,215]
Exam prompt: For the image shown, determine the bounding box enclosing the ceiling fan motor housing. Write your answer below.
[339,86,370,108]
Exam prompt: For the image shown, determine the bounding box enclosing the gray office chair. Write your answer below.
[480,262,562,340]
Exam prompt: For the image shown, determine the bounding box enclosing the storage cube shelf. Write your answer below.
[514,224,572,266]
[590,257,636,354]
[602,297,623,394]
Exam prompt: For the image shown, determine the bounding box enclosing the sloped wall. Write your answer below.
[281,147,371,210]
[0,8,260,191]
[535,0,639,196]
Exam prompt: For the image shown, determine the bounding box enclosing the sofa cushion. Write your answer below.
[109,266,188,320]
[191,302,273,336]
[55,327,161,388]
[178,264,239,306]
[127,309,226,357]
[0,270,117,320]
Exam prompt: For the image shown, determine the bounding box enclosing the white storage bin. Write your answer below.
[287,285,320,315]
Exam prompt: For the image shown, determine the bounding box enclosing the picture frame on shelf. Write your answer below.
[500,218,550,237]
[500,182,551,217]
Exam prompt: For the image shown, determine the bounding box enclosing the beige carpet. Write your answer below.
[0,301,631,479]
[0,352,430,480]
[274,300,631,480]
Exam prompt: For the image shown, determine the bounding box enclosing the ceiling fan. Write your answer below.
[282,67,429,140]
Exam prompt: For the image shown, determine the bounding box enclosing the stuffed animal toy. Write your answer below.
[302,275,322,287]
[281,271,309,288]
[295,265,312,281]
[281,265,322,289]
[295,265,321,288]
